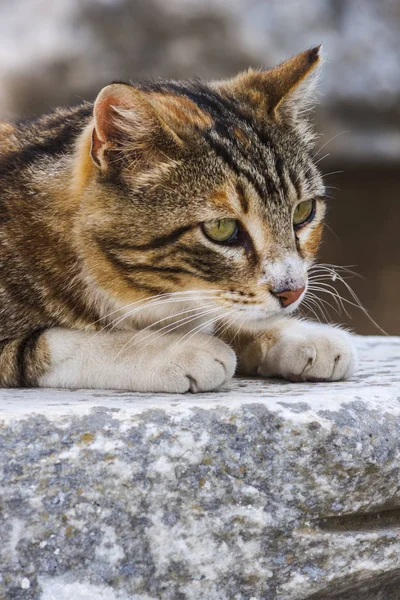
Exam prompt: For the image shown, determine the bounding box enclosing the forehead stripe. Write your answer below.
[204,131,267,201]
[166,83,245,125]
[161,82,294,204]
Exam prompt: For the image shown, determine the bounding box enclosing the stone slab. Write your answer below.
[0,336,399,599]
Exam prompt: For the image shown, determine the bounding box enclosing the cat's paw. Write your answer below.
[155,335,237,393]
[258,322,357,382]
[40,329,236,393]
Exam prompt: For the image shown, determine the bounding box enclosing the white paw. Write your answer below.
[40,329,236,393]
[259,322,357,382]
[155,335,237,393]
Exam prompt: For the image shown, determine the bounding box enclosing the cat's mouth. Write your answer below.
[221,286,306,315]
[219,286,306,331]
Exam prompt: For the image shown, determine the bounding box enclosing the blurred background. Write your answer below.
[0,0,399,334]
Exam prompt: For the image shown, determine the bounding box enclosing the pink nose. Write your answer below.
[272,286,305,308]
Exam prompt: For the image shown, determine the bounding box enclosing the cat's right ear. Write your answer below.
[91,84,182,171]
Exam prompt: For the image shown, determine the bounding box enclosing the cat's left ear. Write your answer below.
[216,46,323,124]
[91,83,183,171]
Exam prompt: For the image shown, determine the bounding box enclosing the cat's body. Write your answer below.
[0,48,357,391]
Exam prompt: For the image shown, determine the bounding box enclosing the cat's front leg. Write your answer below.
[232,319,357,382]
[35,328,236,392]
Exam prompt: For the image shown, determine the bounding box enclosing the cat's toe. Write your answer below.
[178,340,237,392]
[300,329,357,381]
[155,336,236,393]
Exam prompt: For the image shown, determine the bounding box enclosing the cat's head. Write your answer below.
[76,47,325,331]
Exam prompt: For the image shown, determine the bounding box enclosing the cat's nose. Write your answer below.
[271,286,305,308]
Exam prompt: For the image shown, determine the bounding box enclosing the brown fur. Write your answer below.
[303,222,324,259]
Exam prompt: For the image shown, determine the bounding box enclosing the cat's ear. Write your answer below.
[217,47,322,124]
[91,84,183,171]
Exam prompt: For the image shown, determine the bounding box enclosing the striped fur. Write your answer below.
[0,47,356,391]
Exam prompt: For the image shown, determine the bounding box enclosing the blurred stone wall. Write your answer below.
[0,0,399,334]
[1,0,399,161]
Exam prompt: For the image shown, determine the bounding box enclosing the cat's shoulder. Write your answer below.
[0,102,93,170]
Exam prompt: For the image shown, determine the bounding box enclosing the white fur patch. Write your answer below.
[40,328,236,393]
[258,320,357,382]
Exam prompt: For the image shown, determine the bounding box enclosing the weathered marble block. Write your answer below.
[0,336,399,600]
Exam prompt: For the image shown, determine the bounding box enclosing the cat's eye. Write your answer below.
[293,200,315,229]
[202,218,239,244]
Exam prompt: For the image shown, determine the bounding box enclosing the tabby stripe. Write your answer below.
[247,142,279,199]
[204,132,268,201]
[110,250,218,284]
[236,180,249,213]
[105,260,199,278]
[170,83,282,165]
[180,256,226,281]
[165,84,240,123]
[94,241,171,295]
[211,122,280,199]
[170,83,274,148]
[157,84,289,203]
[274,155,289,197]
[0,253,96,326]
[137,82,288,201]
[174,243,218,264]
[16,327,47,387]
[0,106,93,176]
[96,224,194,253]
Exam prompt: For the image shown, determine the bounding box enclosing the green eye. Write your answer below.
[202,218,238,243]
[293,200,315,228]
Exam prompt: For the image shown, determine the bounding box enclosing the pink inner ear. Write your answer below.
[94,95,122,142]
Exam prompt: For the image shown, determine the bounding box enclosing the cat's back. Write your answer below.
[0,103,93,178]
[0,121,20,155]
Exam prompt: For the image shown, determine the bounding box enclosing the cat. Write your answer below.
[0,46,357,392]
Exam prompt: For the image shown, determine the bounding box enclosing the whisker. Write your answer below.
[146,306,224,348]
[115,305,222,360]
[100,294,219,336]
[313,152,330,166]
[213,312,239,344]
[321,223,341,243]
[323,170,344,178]
[323,185,342,192]
[303,293,331,321]
[308,284,352,317]
[307,264,386,334]
[124,303,216,343]
[230,316,247,352]
[81,289,223,331]
[308,283,348,314]
[314,131,349,157]
[198,311,238,353]
[305,291,340,317]
[333,272,387,334]
[300,300,322,323]
[165,310,236,360]
[315,263,364,280]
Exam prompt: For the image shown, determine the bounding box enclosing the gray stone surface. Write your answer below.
[0,335,399,600]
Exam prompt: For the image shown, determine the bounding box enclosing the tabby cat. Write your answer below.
[0,47,357,392]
